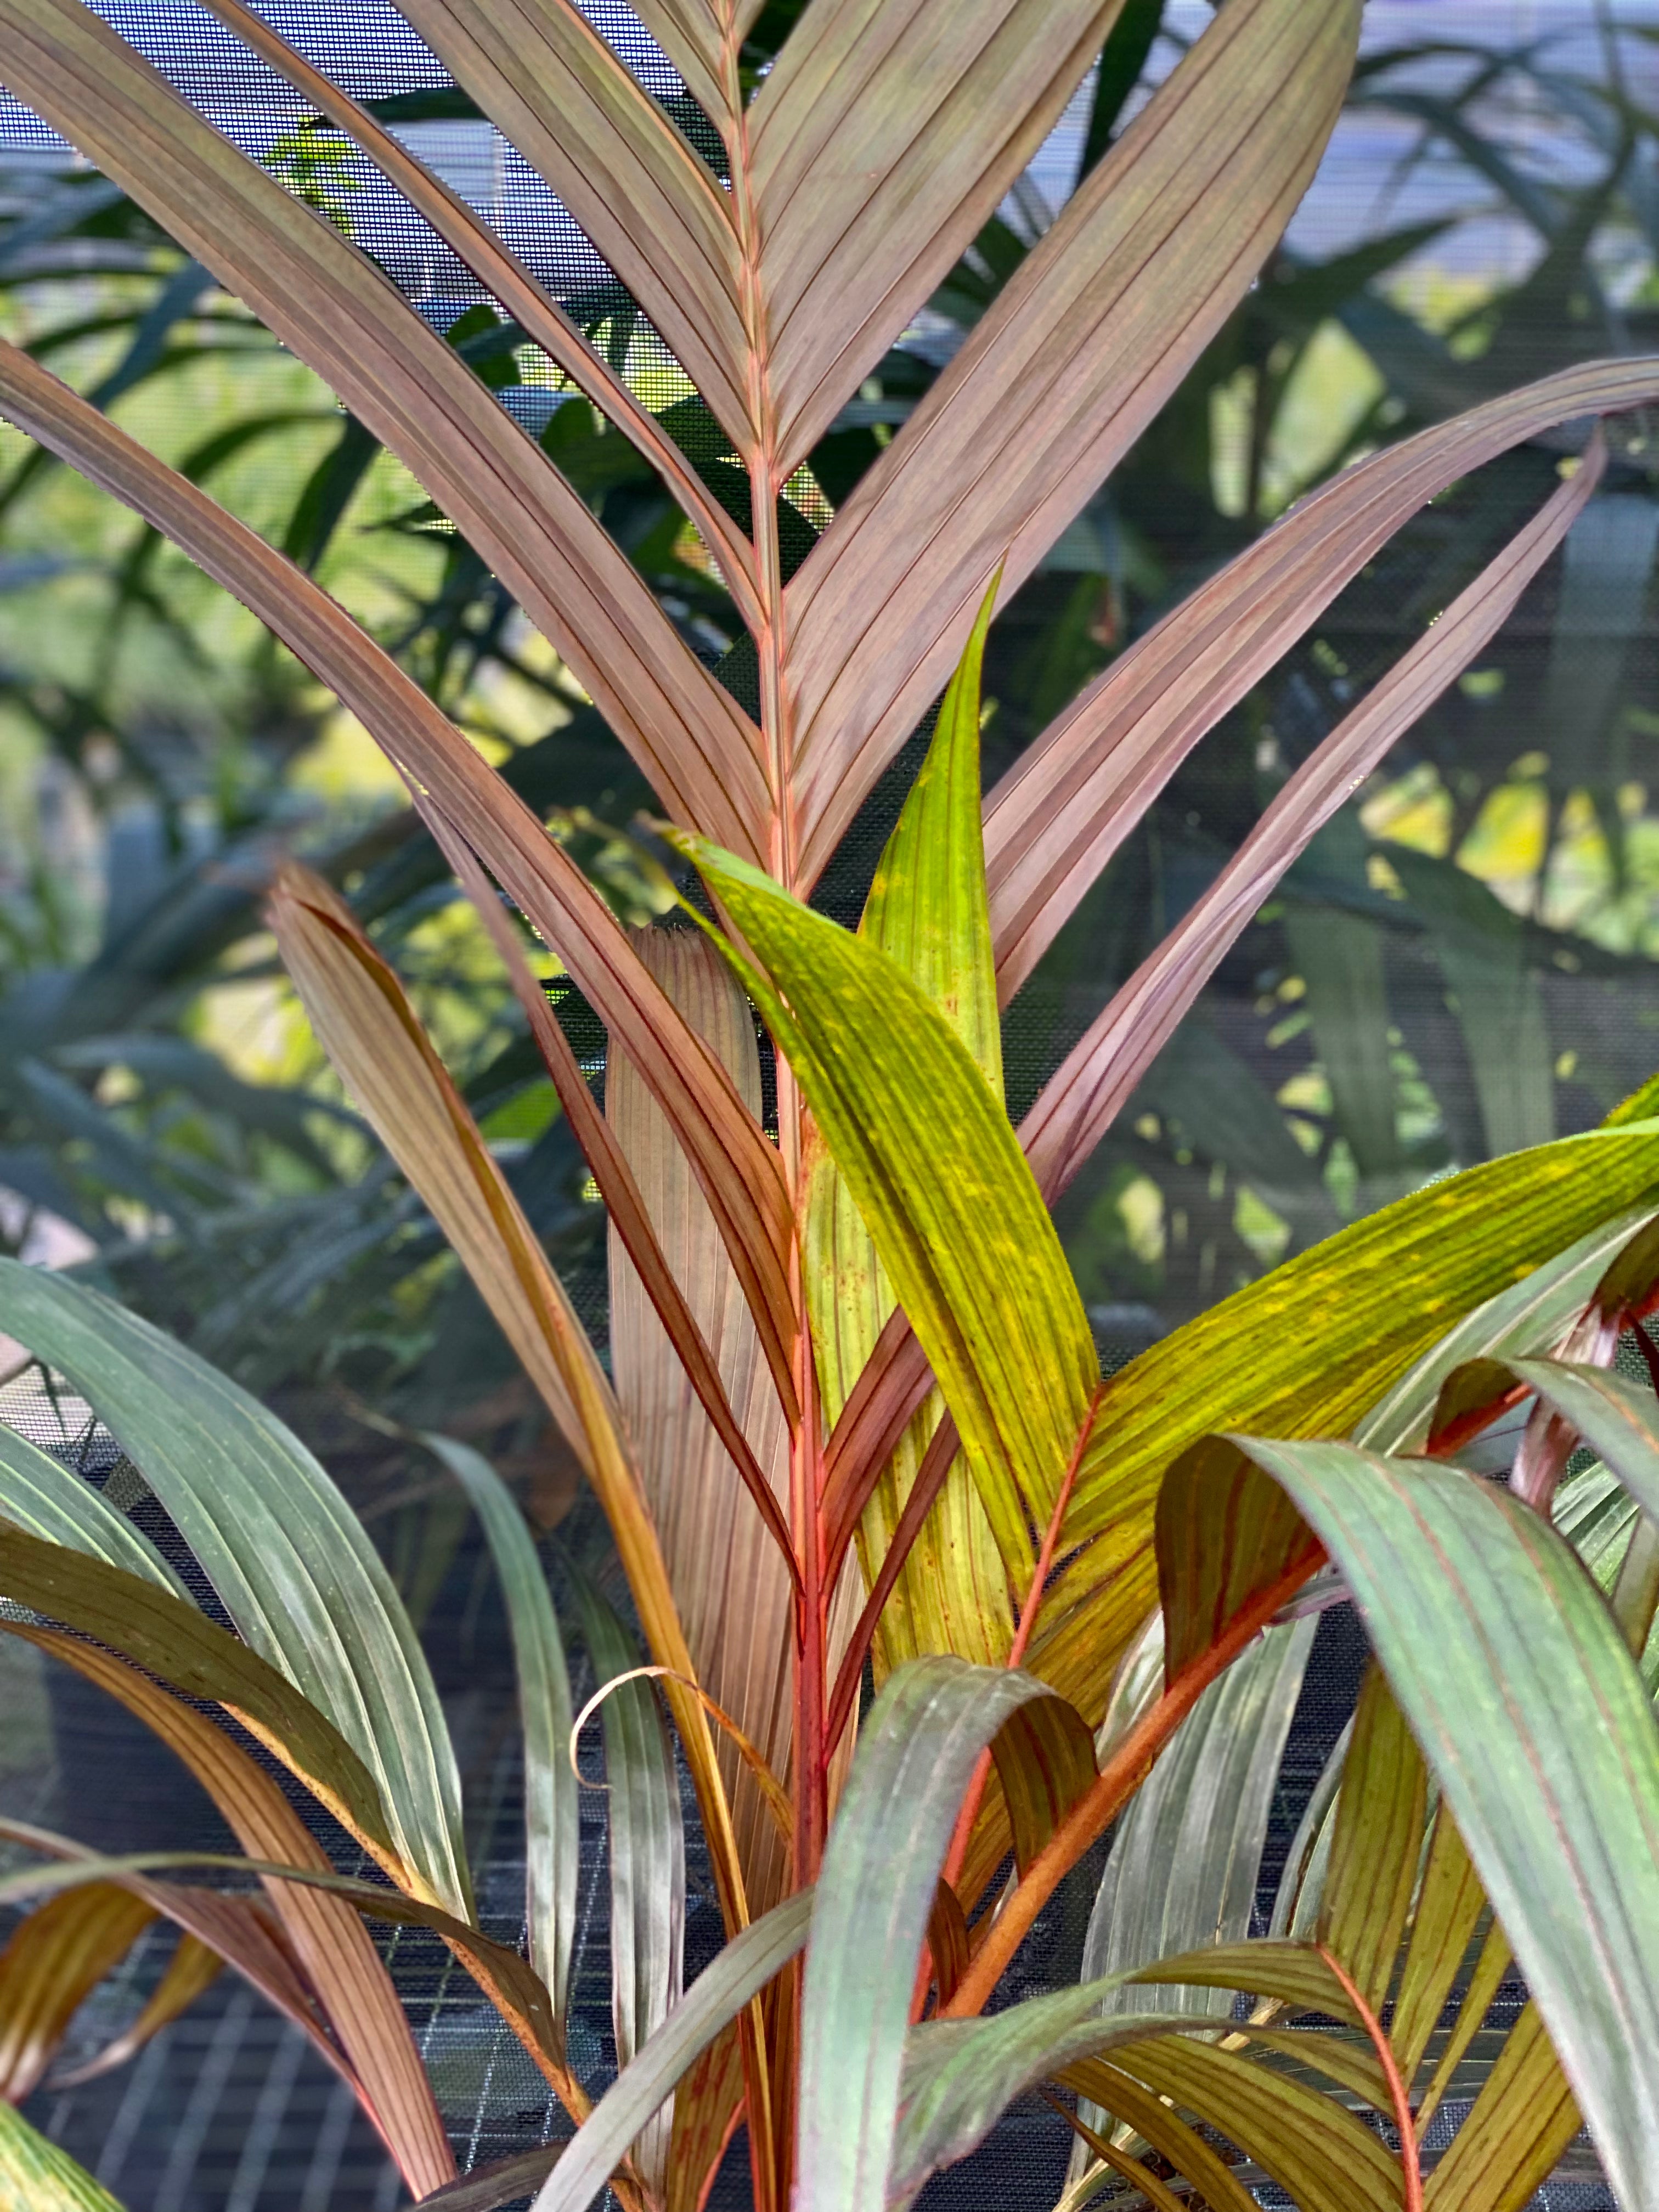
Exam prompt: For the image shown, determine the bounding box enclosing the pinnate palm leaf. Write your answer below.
[789,0,1362,875]
[1018,447,1606,1193]
[2,1631,456,2194]
[1029,1124,1659,1719]
[748,0,1127,467]
[985,364,1659,1000]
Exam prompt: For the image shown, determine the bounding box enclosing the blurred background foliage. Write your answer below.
[3,0,1659,1527]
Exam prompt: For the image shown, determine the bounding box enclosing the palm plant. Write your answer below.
[8,0,1659,2205]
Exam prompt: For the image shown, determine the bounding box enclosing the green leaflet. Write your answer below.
[890,1937,1363,2205]
[1317,1661,1427,2015]
[1389,1800,1488,2090]
[1355,1205,1657,1453]
[568,1567,684,2199]
[1390,1338,1659,2163]
[1558,1464,1644,1590]
[532,1892,813,2212]
[1034,1128,1659,1714]
[0,1418,186,1598]
[1232,1437,1659,2212]
[673,836,1097,1593]
[0,1521,395,1863]
[889,2001,1195,2206]
[803,576,1013,1675]
[1104,2036,1402,2212]
[1057,2059,1259,2212]
[796,1657,1062,2212]
[1421,2004,1579,2211]
[1501,1358,1659,1514]
[425,1437,578,2029]
[0,1262,469,1918]
[1075,1620,1312,2024]
[860,579,1003,1088]
[0,2100,127,2211]
[1507,1355,1659,1652]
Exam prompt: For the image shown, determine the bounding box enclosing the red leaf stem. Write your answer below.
[941,1542,1326,2019]
[1314,1942,1423,2212]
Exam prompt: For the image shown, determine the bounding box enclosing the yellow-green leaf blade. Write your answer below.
[1423,2003,1579,2211]
[1105,2036,1402,2212]
[1389,1803,1488,2091]
[1317,1662,1427,2017]
[892,1933,1375,2203]
[675,833,1096,1590]
[1034,1126,1659,1714]
[0,2101,129,2211]
[805,582,1012,1673]
[860,575,1002,1090]
[1057,2058,1259,2212]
